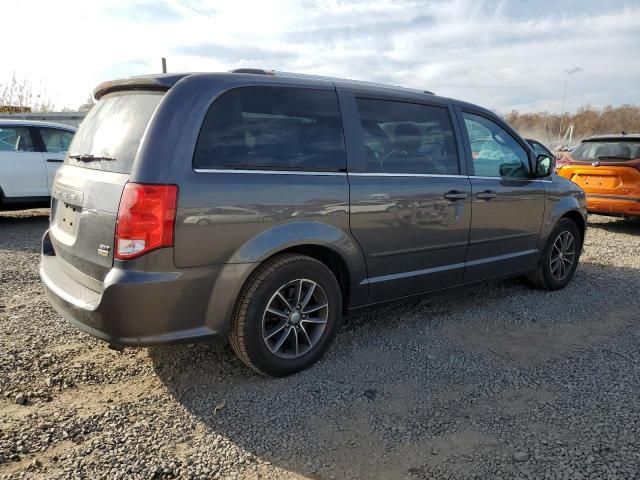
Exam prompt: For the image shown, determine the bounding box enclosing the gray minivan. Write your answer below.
[41,70,587,376]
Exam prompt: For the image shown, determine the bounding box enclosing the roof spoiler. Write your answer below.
[93,74,188,100]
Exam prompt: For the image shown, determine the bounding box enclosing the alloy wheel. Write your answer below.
[262,279,329,359]
[550,231,576,281]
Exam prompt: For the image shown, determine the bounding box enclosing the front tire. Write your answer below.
[528,218,582,290]
[229,254,342,377]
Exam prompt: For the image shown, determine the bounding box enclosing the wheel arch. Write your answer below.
[561,209,586,243]
[268,244,352,312]
[539,192,587,252]
[204,222,368,334]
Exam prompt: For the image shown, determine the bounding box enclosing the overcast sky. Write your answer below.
[2,0,638,113]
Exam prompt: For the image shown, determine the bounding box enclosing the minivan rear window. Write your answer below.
[193,86,346,172]
[66,91,164,173]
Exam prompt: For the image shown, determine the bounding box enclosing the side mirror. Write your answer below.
[535,154,553,177]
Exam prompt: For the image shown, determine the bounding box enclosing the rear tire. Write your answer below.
[229,254,342,377]
[527,218,582,290]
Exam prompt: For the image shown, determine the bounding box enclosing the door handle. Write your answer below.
[46,158,63,163]
[443,190,469,201]
[476,190,497,200]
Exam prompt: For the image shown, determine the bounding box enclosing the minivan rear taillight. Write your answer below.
[115,183,178,260]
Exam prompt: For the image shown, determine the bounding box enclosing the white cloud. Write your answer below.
[1,0,638,112]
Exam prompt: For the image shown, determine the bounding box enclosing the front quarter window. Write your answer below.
[530,141,551,158]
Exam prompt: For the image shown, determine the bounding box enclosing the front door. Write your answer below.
[458,110,545,282]
[343,93,472,303]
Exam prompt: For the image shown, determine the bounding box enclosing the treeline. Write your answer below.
[505,104,640,145]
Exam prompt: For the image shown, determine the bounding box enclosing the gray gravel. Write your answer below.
[1,208,640,479]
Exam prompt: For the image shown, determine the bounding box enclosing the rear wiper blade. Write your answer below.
[69,153,117,162]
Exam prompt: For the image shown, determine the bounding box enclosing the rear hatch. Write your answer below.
[558,138,640,196]
[50,91,165,283]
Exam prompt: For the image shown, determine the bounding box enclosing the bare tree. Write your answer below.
[0,73,55,112]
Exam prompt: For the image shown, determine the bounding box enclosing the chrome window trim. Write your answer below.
[348,173,552,182]
[192,169,553,182]
[469,175,552,183]
[193,168,346,176]
[348,172,466,178]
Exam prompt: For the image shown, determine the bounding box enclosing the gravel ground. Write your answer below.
[1,208,639,480]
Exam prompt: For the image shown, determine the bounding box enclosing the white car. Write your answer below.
[0,120,76,209]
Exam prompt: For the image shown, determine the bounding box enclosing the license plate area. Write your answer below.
[51,184,84,242]
[57,202,80,235]
[574,174,620,189]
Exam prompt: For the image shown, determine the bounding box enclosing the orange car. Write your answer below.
[556,134,640,218]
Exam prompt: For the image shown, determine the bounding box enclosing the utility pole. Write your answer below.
[161,57,167,74]
[558,67,582,142]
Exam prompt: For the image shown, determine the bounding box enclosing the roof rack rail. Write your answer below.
[227,68,437,96]
[229,68,275,75]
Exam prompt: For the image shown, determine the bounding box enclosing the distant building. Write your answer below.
[0,111,85,128]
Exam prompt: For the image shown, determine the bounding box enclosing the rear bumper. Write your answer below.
[587,194,640,217]
[40,230,253,346]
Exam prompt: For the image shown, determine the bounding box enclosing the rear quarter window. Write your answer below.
[193,86,346,172]
[66,91,164,173]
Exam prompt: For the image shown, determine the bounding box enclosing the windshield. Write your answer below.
[66,91,164,173]
[572,140,640,162]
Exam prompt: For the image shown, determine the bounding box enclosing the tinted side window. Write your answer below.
[40,128,74,153]
[355,98,459,174]
[463,113,530,178]
[0,126,35,152]
[194,87,345,172]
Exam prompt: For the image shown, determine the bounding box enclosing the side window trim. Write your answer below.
[452,105,473,176]
[458,108,535,179]
[447,101,469,176]
[347,95,462,175]
[337,92,364,174]
[30,127,46,153]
